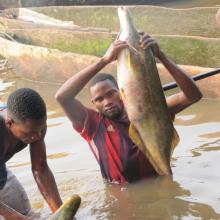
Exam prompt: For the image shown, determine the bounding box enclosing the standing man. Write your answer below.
[55,34,202,183]
[0,88,62,219]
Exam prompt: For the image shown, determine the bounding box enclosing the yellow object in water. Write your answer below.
[50,195,81,220]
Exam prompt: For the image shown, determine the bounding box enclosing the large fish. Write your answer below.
[117,7,179,176]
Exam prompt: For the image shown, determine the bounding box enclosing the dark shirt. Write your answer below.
[74,109,157,184]
[0,106,27,189]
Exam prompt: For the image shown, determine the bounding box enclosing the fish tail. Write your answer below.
[170,128,180,160]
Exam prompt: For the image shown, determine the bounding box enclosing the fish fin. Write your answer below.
[170,128,180,160]
[129,124,168,175]
[129,124,179,175]
[129,123,146,153]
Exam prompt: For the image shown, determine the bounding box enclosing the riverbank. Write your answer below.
[0,5,220,97]
[1,6,220,68]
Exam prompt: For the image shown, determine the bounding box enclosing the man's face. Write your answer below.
[90,80,123,119]
[8,116,47,144]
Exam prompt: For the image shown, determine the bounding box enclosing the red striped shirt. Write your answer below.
[74,109,157,183]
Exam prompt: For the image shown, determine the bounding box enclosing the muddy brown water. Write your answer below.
[1,1,220,218]
[0,69,220,219]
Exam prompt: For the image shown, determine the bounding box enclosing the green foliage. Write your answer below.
[156,35,220,68]
[11,28,220,68]
[52,37,112,56]
[3,6,220,68]
[34,6,220,38]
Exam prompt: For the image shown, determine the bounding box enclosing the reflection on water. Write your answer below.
[8,152,71,169]
[1,1,220,218]
[175,99,220,125]
[200,131,220,139]
[8,161,31,168]
[47,152,72,159]
[1,70,220,219]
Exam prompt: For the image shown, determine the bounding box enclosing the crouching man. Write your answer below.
[0,88,62,219]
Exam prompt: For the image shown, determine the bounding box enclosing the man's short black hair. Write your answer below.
[7,88,46,122]
[89,73,118,89]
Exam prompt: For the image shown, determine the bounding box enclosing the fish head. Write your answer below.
[118,7,140,47]
[90,78,124,119]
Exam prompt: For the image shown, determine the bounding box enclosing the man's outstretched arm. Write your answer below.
[140,34,202,118]
[55,40,128,128]
[30,137,62,213]
[158,50,202,116]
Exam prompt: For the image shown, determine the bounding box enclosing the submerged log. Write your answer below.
[0,36,116,84]
[0,35,219,98]
[157,64,220,99]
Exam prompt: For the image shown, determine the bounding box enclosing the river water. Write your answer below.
[1,1,220,219]
[0,68,220,219]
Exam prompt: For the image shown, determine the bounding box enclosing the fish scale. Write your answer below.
[117,7,179,176]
